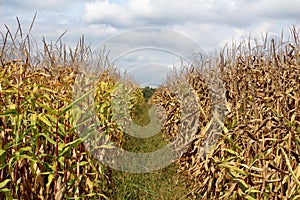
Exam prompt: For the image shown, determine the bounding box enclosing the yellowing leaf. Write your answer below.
[0,179,10,189]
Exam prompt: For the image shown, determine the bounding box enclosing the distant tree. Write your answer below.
[142,86,156,101]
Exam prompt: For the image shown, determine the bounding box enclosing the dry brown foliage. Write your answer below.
[179,29,300,199]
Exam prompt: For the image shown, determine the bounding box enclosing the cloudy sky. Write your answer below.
[1,0,300,86]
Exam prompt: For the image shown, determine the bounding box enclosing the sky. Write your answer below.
[1,0,300,86]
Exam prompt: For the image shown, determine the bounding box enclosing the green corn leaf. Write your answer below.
[0,109,18,117]
[46,173,54,194]
[59,138,82,157]
[36,133,56,145]
[45,114,65,136]
[0,179,10,188]
[39,172,51,175]
[223,148,238,155]
[58,142,65,151]
[16,154,39,163]
[0,149,6,157]
[78,161,89,166]
[59,88,94,117]
[38,114,53,127]
[0,188,10,192]
[42,162,55,171]
[65,138,82,148]
[35,101,58,115]
[292,195,300,200]
[237,178,249,191]
[0,152,6,169]
[20,146,32,153]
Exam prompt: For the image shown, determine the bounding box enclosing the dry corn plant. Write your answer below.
[177,27,300,199]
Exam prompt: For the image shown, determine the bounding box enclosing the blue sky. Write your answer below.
[1,0,300,86]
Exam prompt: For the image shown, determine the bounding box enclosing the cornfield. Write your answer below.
[0,18,299,199]
[0,20,113,199]
[176,29,300,199]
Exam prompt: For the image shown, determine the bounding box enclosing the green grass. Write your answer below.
[126,97,167,153]
[122,131,167,153]
[111,163,190,200]
[111,99,193,200]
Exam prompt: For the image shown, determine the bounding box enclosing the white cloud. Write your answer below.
[82,1,131,27]
[82,0,216,27]
[83,0,300,29]
[127,0,152,17]
[1,0,90,10]
[1,0,300,84]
